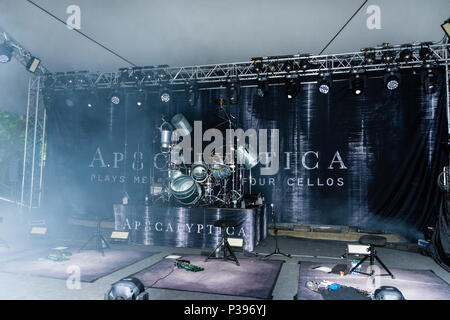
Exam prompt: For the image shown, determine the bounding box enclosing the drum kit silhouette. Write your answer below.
[150,99,259,208]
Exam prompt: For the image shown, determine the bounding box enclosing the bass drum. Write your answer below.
[191,162,208,183]
[170,174,202,205]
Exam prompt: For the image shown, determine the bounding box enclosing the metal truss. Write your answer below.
[20,77,46,214]
[0,28,50,77]
[41,42,450,91]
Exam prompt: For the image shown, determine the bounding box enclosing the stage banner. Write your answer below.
[44,70,447,239]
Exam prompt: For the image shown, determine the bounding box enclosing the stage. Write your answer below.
[0,212,448,300]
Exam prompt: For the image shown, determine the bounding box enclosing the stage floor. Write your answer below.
[0,222,448,300]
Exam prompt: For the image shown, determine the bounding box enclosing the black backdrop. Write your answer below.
[44,70,447,239]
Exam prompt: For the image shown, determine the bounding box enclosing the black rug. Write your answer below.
[0,248,157,282]
[130,254,284,299]
[297,261,450,300]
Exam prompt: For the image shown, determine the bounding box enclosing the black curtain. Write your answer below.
[427,193,450,272]
[43,69,447,240]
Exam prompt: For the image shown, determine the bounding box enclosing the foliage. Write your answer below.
[0,111,26,186]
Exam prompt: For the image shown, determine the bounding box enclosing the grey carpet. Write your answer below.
[0,248,157,282]
[297,261,450,300]
[131,254,284,299]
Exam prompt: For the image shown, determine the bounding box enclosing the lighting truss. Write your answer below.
[40,43,450,91]
[0,28,50,76]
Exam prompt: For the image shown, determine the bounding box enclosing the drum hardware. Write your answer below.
[150,109,263,208]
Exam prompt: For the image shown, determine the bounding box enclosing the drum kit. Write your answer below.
[150,99,259,208]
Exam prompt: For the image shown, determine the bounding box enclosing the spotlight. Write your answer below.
[105,277,149,300]
[160,87,171,103]
[282,60,294,73]
[227,80,240,104]
[285,77,300,99]
[398,48,413,62]
[65,71,76,86]
[156,65,170,81]
[0,43,12,63]
[442,18,450,37]
[318,79,330,94]
[136,89,145,107]
[252,58,264,73]
[299,58,310,71]
[110,90,121,105]
[256,77,269,97]
[419,46,432,60]
[384,70,400,90]
[382,50,395,64]
[268,62,278,73]
[26,57,41,73]
[86,89,98,107]
[423,69,437,94]
[350,74,364,96]
[363,51,376,65]
[132,67,144,83]
[185,82,198,107]
[118,68,131,83]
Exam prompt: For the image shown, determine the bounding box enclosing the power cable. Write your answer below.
[319,0,368,55]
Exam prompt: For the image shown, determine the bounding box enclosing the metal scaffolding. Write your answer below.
[41,43,450,90]
[20,77,46,216]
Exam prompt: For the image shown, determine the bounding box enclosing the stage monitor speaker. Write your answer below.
[105,277,148,300]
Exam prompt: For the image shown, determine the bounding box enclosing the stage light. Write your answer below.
[351,74,364,96]
[268,62,277,73]
[105,277,148,300]
[110,90,121,105]
[399,48,413,62]
[26,57,40,73]
[419,46,432,61]
[86,89,98,108]
[318,79,330,94]
[363,50,376,65]
[156,65,170,81]
[285,77,300,99]
[385,74,399,90]
[382,51,395,64]
[132,67,144,83]
[185,83,198,107]
[118,67,131,83]
[282,60,294,73]
[423,69,437,94]
[252,58,263,73]
[299,58,311,71]
[227,80,240,104]
[160,87,171,103]
[257,77,269,97]
[136,89,145,107]
[0,43,12,63]
[442,18,450,37]
[65,71,76,88]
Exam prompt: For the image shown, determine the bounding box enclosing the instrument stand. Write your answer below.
[264,204,291,259]
[79,217,110,256]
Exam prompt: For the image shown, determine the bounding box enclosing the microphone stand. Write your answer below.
[264,204,291,259]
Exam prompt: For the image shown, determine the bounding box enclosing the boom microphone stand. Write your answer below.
[264,203,291,259]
